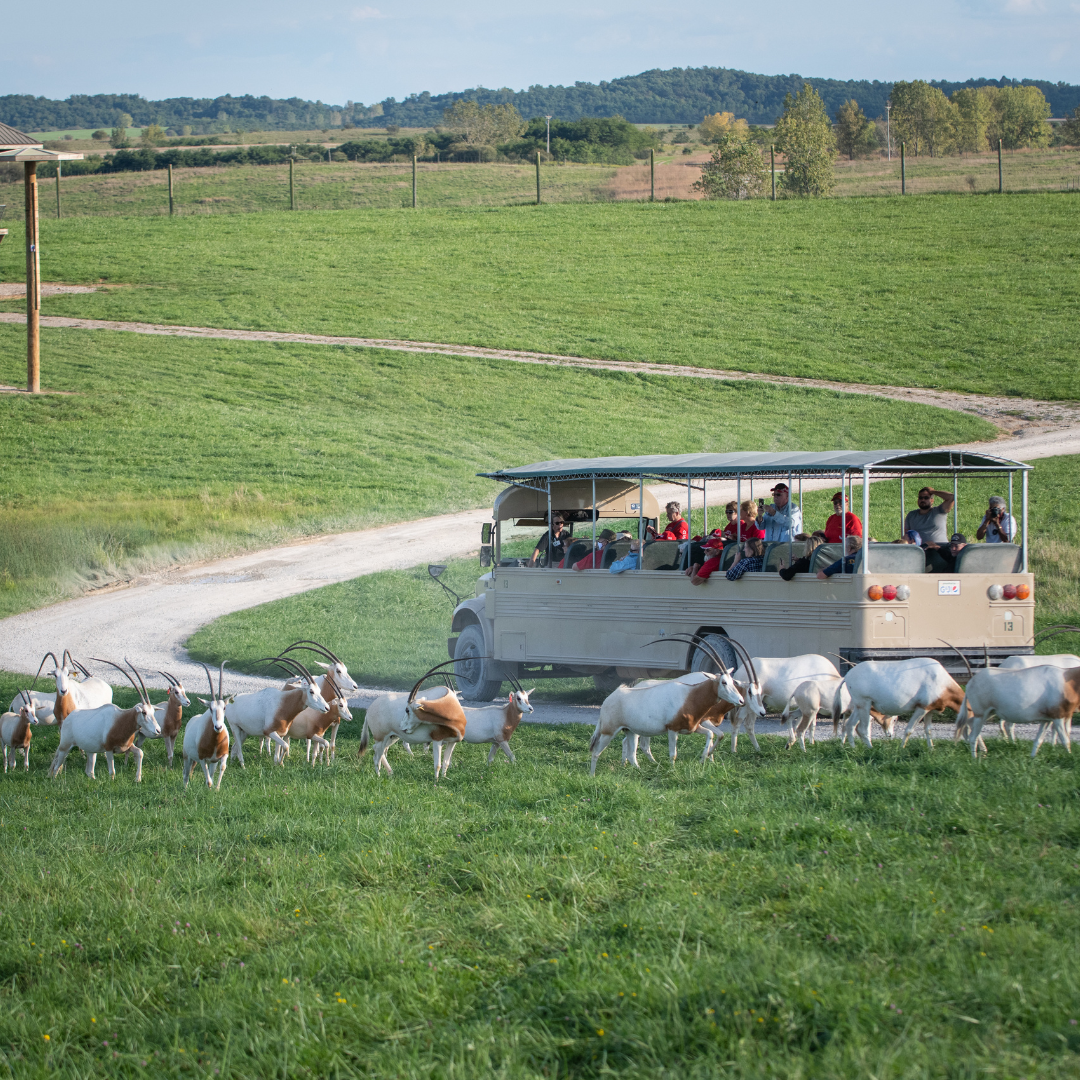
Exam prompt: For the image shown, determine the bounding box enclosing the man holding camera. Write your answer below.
[976,495,1016,543]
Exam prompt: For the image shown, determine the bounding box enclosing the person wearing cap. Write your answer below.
[926,533,968,574]
[529,515,571,567]
[976,496,1016,544]
[609,538,643,574]
[760,482,803,543]
[823,491,863,544]
[687,534,726,585]
[572,529,617,571]
[903,486,955,547]
[646,501,690,542]
[817,535,862,579]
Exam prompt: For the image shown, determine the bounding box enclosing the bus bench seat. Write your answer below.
[953,543,1022,574]
[642,541,682,571]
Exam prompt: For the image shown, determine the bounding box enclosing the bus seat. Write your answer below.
[763,541,806,572]
[721,541,742,571]
[808,544,843,573]
[641,541,681,571]
[601,541,631,569]
[854,543,928,575]
[562,541,592,568]
[953,543,1022,574]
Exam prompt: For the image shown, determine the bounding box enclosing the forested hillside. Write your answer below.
[3,68,1079,133]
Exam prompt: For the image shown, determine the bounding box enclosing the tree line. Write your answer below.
[3,68,1079,134]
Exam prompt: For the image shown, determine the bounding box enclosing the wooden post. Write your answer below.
[289,158,295,210]
[55,161,62,220]
[900,141,906,195]
[536,151,541,204]
[770,145,775,200]
[168,164,174,215]
[24,162,40,393]
[412,155,417,208]
[998,139,1003,193]
[650,148,654,201]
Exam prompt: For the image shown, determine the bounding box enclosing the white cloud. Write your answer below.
[350,6,385,19]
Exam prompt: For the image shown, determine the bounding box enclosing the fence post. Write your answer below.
[412,155,417,208]
[55,161,61,220]
[901,141,906,195]
[536,152,541,204]
[289,158,295,210]
[998,139,1003,193]
[650,148,654,202]
[167,163,174,216]
[770,145,775,200]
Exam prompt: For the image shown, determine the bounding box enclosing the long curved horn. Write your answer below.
[255,655,317,684]
[30,651,61,692]
[506,671,524,694]
[939,639,973,680]
[642,633,731,675]
[158,670,180,688]
[124,659,151,706]
[282,640,345,666]
[62,649,73,669]
[199,663,217,699]
[69,656,93,679]
[90,658,148,704]
[411,658,485,702]
[727,638,758,685]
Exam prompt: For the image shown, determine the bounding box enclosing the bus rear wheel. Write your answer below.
[690,634,739,675]
[453,624,503,701]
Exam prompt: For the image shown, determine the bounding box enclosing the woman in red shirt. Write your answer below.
[647,501,690,542]
[823,491,863,543]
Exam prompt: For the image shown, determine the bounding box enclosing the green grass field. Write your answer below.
[186,454,1080,696]
[0,324,992,619]
[1,197,1077,399]
[1,671,1077,1079]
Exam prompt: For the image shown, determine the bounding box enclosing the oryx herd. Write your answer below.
[3,630,1075,789]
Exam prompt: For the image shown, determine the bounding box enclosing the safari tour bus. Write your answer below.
[447,451,1033,699]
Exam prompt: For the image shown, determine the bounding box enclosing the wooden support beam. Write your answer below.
[24,162,40,393]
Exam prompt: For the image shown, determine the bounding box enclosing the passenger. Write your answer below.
[778,531,827,580]
[739,500,765,540]
[816,535,861,579]
[976,496,1016,543]
[572,529,617,571]
[904,486,954,547]
[647,501,690,542]
[609,539,642,574]
[719,501,741,539]
[760,483,803,542]
[823,491,863,543]
[926,533,967,574]
[529,515,571,567]
[687,535,725,585]
[726,538,766,580]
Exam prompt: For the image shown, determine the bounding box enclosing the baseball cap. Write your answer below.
[831,491,844,501]
[598,529,617,542]
[770,483,788,492]
[703,535,725,549]
[950,533,967,544]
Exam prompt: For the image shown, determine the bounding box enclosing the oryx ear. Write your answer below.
[226,695,236,704]
[527,688,536,696]
[315,661,331,670]
[197,697,209,706]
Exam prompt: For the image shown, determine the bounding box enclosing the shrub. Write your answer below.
[91,129,108,141]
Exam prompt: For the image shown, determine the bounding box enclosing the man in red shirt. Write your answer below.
[823,491,863,543]
[647,501,690,542]
[572,529,618,570]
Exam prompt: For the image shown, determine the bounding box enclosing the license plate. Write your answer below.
[938,580,960,596]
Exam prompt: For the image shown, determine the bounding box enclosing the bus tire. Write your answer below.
[454,624,503,701]
[691,634,739,675]
[593,669,625,693]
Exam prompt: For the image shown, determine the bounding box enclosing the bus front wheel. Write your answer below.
[453,624,503,701]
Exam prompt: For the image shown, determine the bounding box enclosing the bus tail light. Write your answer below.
[988,584,1004,600]
[1015,583,1030,600]
[1002,584,1017,600]
[867,585,883,601]
[895,585,910,601]
[882,585,897,601]
[868,584,906,601]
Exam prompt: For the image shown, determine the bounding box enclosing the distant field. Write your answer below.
[0,196,1076,399]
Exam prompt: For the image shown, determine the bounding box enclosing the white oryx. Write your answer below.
[49,659,161,782]
[131,671,191,767]
[286,671,354,765]
[25,651,113,726]
[226,655,330,766]
[440,676,534,771]
[956,664,1080,758]
[279,640,361,762]
[589,636,758,774]
[782,677,898,752]
[2,692,39,772]
[359,661,469,781]
[182,662,231,789]
[991,652,1080,743]
[840,656,965,748]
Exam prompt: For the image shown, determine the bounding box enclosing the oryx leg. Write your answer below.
[50,746,71,778]
[621,733,640,768]
[795,710,817,753]
[498,740,515,763]
[668,731,679,762]
[309,735,330,764]
[104,751,116,779]
[486,742,499,764]
[230,727,247,767]
[589,732,617,776]
[182,756,195,788]
[85,752,98,779]
[371,736,393,775]
[266,731,289,764]
[432,740,443,781]
[200,760,214,787]
[901,707,930,748]
[745,716,762,753]
[440,740,458,774]
[214,755,228,789]
[162,735,174,766]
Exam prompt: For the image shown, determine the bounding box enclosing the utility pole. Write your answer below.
[770,145,776,200]
[901,141,906,195]
[886,101,892,161]
[998,139,1003,193]
[536,151,541,204]
[25,162,40,392]
[544,116,552,155]
[289,156,295,210]
[412,155,417,207]
[55,161,61,219]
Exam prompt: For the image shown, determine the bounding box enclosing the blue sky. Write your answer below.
[6,0,1077,103]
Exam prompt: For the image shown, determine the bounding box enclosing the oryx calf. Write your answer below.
[49,660,161,782]
[2,693,39,772]
[288,673,353,765]
[439,681,534,772]
[280,640,360,763]
[183,663,230,789]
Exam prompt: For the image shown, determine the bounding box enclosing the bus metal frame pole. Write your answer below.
[24,161,40,393]
[736,474,742,544]
[841,471,847,567]
[546,483,553,570]
[900,475,905,536]
[55,162,61,219]
[591,475,597,557]
[1021,470,1028,573]
[788,469,793,566]
[703,481,708,536]
[1008,472,1014,544]
[861,468,871,573]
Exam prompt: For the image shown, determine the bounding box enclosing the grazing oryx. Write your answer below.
[280,640,360,762]
[439,674,534,771]
[782,678,898,752]
[183,663,230,789]
[589,636,757,774]
[286,671,354,765]
[359,661,469,781]
[49,660,161,782]
[956,665,1080,758]
[2,692,39,772]
[226,656,329,766]
[730,653,842,717]
[131,671,191,766]
[983,654,1080,743]
[840,657,965,748]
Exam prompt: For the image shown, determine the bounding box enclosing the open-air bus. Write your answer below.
[446,451,1033,700]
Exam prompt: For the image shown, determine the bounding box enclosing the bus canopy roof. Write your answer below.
[481,450,1031,484]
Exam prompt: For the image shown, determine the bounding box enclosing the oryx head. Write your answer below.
[92,657,161,737]
[197,662,228,733]
[159,671,191,708]
[281,640,360,693]
[506,673,535,716]
[728,640,765,717]
[644,635,745,708]
[17,691,39,725]
[261,655,330,714]
[37,651,80,695]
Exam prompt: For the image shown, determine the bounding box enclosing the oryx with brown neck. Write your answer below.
[49,659,161,782]
[183,663,230,789]
[131,671,191,767]
[278,640,360,762]
[2,691,40,772]
[438,672,534,774]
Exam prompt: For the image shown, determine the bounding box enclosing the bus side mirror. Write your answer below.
[481,522,492,544]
